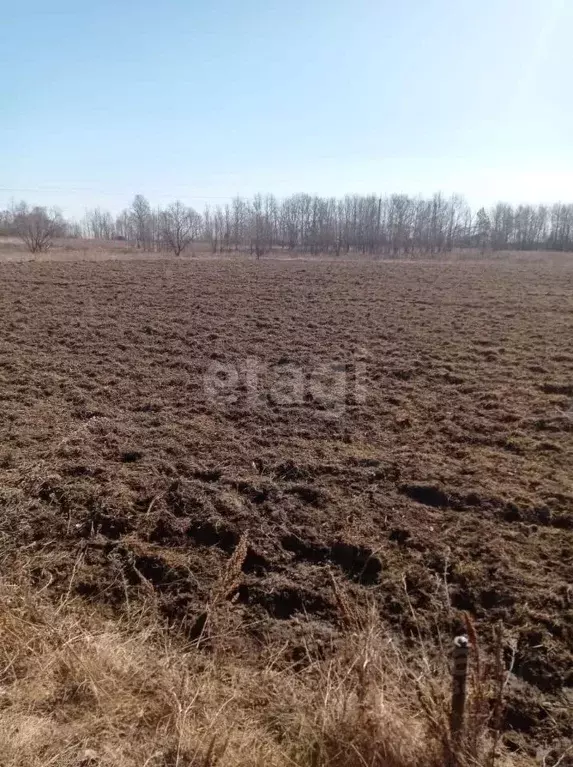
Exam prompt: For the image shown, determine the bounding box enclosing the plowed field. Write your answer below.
[0,258,571,753]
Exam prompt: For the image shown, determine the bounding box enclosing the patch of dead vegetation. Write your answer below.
[0,571,543,767]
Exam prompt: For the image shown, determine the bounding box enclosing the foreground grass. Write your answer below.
[0,573,536,767]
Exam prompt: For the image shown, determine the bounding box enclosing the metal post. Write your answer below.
[450,634,470,745]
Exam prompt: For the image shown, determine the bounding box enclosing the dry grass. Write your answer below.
[0,567,535,767]
[2,233,573,263]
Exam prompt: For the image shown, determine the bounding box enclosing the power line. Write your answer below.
[0,186,236,200]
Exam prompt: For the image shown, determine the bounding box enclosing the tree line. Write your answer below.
[3,193,573,255]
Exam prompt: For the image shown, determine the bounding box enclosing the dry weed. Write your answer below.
[0,572,538,767]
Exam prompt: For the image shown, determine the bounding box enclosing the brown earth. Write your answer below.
[0,257,571,757]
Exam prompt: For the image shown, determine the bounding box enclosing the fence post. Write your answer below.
[450,634,470,748]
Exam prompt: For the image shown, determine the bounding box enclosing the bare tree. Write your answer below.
[490,203,513,251]
[17,190,573,257]
[130,194,152,249]
[250,194,270,258]
[83,207,115,239]
[213,206,225,254]
[115,209,131,241]
[231,196,248,251]
[14,204,64,253]
[475,208,491,254]
[160,201,202,256]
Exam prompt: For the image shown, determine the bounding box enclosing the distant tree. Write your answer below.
[249,195,262,258]
[84,207,115,239]
[66,221,83,238]
[213,206,225,254]
[0,206,14,236]
[14,204,64,253]
[490,202,514,251]
[160,201,202,256]
[231,196,248,251]
[475,207,491,254]
[130,194,152,249]
[13,190,573,256]
[115,209,132,241]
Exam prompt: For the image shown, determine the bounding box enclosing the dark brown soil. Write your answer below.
[0,258,571,753]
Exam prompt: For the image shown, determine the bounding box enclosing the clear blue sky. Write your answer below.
[1,0,572,218]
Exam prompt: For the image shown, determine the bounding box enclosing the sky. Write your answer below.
[1,0,572,218]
